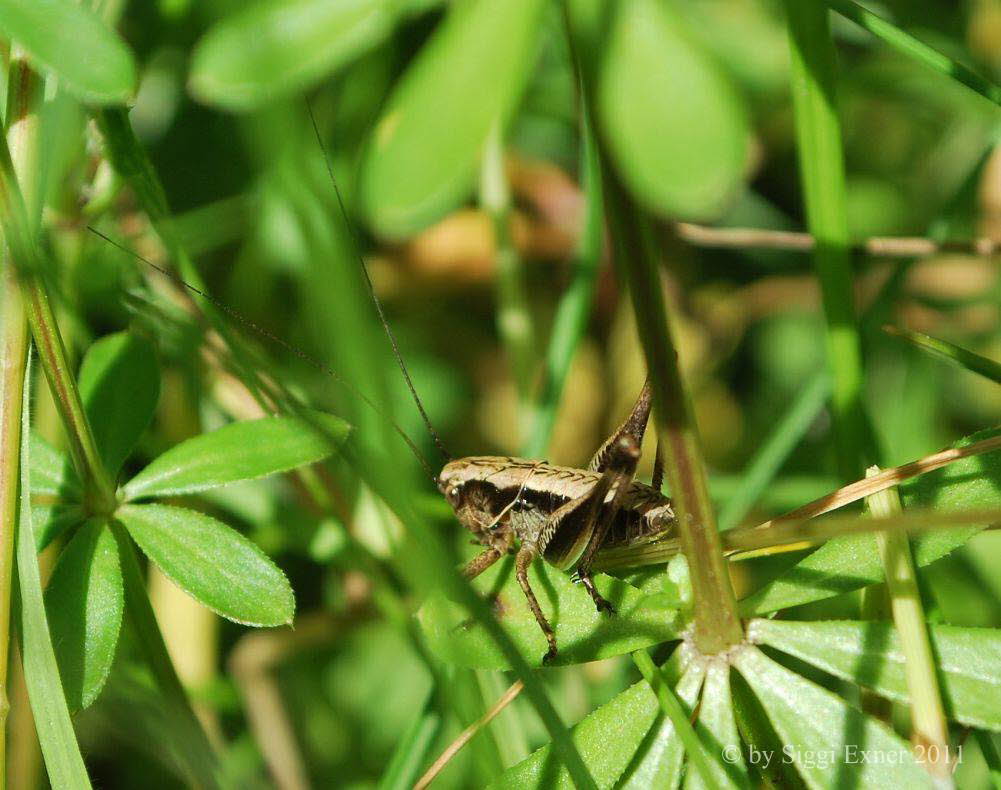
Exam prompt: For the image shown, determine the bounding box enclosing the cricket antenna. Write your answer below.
[85,225,443,485]
[305,97,453,463]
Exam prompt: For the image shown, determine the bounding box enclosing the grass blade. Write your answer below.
[13,357,91,788]
[884,326,1001,385]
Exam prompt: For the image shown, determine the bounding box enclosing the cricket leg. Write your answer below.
[652,442,664,491]
[576,435,642,615]
[462,547,504,580]
[515,544,559,663]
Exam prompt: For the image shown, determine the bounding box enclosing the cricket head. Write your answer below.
[437,458,509,542]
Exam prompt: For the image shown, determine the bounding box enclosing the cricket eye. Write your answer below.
[448,486,461,501]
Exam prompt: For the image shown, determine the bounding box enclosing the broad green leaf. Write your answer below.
[33,503,85,552]
[122,411,348,501]
[359,0,546,238]
[0,0,136,103]
[117,504,295,626]
[45,520,123,710]
[190,0,395,111]
[619,660,705,790]
[598,0,749,220]
[734,646,930,789]
[491,653,694,789]
[29,431,78,498]
[685,659,747,790]
[419,556,681,668]
[13,360,91,787]
[79,332,160,478]
[749,619,1001,732]
[741,427,1001,614]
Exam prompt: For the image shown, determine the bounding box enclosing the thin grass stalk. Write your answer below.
[718,371,830,531]
[481,122,536,419]
[783,0,869,481]
[884,326,1001,384]
[866,468,952,781]
[523,108,603,457]
[827,0,1001,106]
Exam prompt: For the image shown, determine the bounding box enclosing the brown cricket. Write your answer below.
[435,381,677,662]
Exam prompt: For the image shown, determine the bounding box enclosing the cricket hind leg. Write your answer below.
[462,547,504,580]
[588,379,652,473]
[576,434,642,615]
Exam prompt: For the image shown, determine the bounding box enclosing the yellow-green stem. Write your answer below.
[0,263,29,786]
[866,467,952,780]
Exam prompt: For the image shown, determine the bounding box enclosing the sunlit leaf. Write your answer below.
[122,411,348,500]
[419,556,681,668]
[0,0,136,103]
[734,646,930,788]
[741,427,1001,614]
[117,504,295,626]
[359,0,546,238]
[749,619,1001,731]
[45,520,123,710]
[79,332,160,478]
[190,0,396,111]
[598,0,749,220]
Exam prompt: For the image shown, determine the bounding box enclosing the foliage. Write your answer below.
[1,0,1000,788]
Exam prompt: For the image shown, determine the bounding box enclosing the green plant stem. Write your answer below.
[523,108,603,458]
[783,0,868,481]
[604,174,743,653]
[110,521,221,789]
[0,263,29,785]
[866,467,951,780]
[561,0,742,653]
[827,0,1001,107]
[481,122,536,416]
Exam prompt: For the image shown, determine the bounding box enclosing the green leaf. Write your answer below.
[598,0,749,220]
[686,659,748,790]
[359,0,546,238]
[734,646,930,788]
[29,431,78,498]
[740,427,1001,614]
[45,519,123,710]
[117,504,295,627]
[79,332,160,478]
[190,0,396,112]
[418,556,681,668]
[0,0,136,103]
[491,657,691,789]
[122,411,349,501]
[619,660,705,789]
[749,619,1001,732]
[33,503,85,552]
[13,360,91,788]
